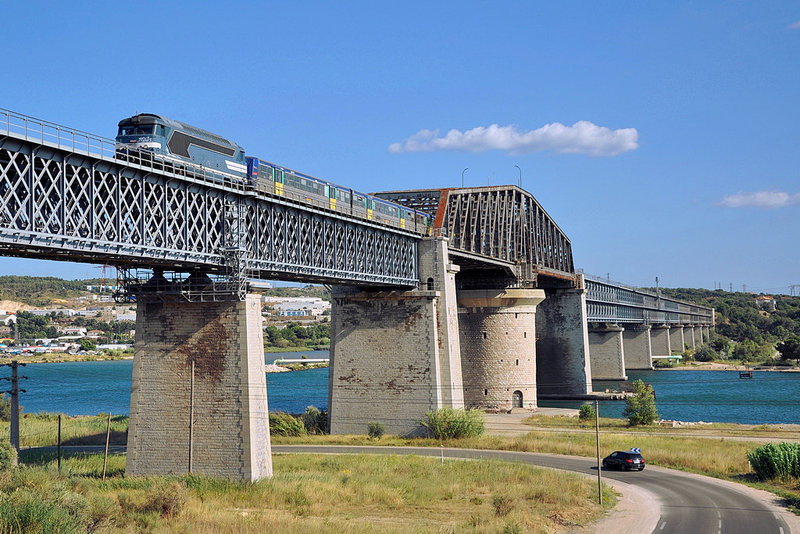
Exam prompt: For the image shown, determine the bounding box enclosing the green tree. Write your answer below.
[622,379,658,426]
[777,336,800,365]
[694,345,718,362]
[78,338,96,351]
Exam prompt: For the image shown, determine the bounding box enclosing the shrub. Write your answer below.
[747,442,800,481]
[420,408,484,439]
[302,406,328,434]
[141,481,186,518]
[622,379,658,426]
[694,346,718,362]
[269,412,306,436]
[367,422,385,440]
[492,494,513,517]
[578,404,595,422]
[0,441,16,470]
[653,359,675,368]
[0,488,87,534]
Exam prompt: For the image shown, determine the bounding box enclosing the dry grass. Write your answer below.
[10,453,615,533]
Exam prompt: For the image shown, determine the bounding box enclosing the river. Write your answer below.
[8,356,800,424]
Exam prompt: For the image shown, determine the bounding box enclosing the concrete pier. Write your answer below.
[685,326,696,349]
[669,325,685,353]
[622,324,653,370]
[458,289,545,410]
[127,294,272,481]
[535,277,592,396]
[651,325,671,356]
[588,324,627,380]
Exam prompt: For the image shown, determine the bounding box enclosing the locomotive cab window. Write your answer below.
[119,125,155,136]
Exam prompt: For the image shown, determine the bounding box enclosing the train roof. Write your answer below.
[118,113,243,152]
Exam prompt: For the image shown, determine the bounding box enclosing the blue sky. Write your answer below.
[2,1,799,293]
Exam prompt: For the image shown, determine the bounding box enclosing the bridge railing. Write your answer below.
[582,273,715,325]
[0,108,249,192]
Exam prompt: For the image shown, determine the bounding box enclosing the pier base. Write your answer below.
[622,325,653,370]
[588,325,627,380]
[458,289,544,410]
[127,294,272,481]
[535,276,592,396]
[651,325,671,357]
[328,237,463,437]
[669,325,685,353]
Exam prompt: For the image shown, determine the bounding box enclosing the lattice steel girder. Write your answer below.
[0,134,419,287]
[377,186,575,281]
[584,277,715,325]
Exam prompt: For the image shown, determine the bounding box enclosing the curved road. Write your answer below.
[273,445,794,534]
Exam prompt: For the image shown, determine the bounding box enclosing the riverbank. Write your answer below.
[0,352,132,364]
[264,345,330,353]
[665,361,800,372]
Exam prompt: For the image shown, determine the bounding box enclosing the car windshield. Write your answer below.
[118,125,155,136]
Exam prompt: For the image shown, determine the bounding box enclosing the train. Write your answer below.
[115,113,431,235]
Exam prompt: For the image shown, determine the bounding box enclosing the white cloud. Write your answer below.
[387,121,639,157]
[718,191,800,208]
[788,20,800,29]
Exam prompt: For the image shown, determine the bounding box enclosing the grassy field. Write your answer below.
[8,449,614,533]
[9,411,800,531]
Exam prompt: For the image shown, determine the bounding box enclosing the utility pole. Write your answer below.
[595,400,602,505]
[1,361,27,455]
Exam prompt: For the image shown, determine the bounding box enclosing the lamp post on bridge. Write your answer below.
[514,164,521,188]
[461,167,469,188]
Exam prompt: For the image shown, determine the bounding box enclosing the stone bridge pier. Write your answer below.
[457,289,545,410]
[535,275,593,397]
[622,325,653,370]
[127,291,272,482]
[588,324,627,380]
[327,237,463,437]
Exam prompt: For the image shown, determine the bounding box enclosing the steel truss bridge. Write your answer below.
[584,273,715,326]
[0,108,714,320]
[376,187,574,285]
[0,109,420,291]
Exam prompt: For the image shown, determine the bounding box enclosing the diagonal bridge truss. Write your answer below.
[0,109,420,294]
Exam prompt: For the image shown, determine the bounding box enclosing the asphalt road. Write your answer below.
[273,445,794,534]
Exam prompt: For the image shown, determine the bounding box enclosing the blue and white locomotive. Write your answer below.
[116,113,247,176]
[115,113,431,235]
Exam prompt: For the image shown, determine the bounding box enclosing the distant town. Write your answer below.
[0,279,331,358]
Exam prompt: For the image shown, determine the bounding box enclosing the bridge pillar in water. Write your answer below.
[588,325,627,380]
[127,293,272,481]
[328,237,464,436]
[457,289,545,410]
[535,275,592,396]
[669,325,685,353]
[622,325,653,370]
[651,325,671,357]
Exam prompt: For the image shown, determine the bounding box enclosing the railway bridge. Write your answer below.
[0,109,712,481]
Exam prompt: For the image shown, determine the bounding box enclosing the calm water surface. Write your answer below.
[588,370,800,424]
[9,358,800,424]
[10,351,330,416]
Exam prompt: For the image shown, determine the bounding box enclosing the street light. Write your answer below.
[461,167,469,188]
[514,164,522,188]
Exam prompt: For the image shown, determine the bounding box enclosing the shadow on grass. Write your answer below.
[61,430,127,446]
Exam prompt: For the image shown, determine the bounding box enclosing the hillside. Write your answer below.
[0,276,103,307]
[655,287,800,362]
[0,276,331,308]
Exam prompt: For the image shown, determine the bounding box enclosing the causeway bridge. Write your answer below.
[0,109,712,481]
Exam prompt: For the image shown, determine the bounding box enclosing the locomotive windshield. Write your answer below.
[118,125,155,136]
